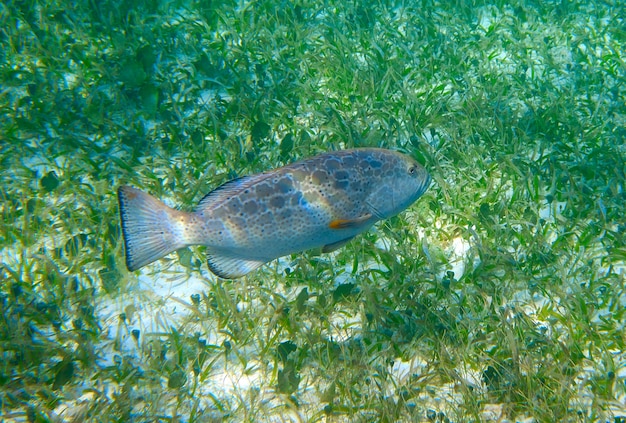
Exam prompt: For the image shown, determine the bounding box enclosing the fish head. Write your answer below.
[365,150,431,219]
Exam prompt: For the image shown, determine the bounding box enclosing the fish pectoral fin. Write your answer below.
[207,252,267,279]
[329,213,372,230]
[322,236,356,253]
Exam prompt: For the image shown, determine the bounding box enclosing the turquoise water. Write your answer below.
[1,1,624,421]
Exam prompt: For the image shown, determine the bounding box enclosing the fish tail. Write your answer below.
[118,186,189,271]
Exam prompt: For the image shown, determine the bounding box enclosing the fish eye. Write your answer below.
[408,166,416,175]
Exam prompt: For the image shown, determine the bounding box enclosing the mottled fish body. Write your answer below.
[118,148,431,279]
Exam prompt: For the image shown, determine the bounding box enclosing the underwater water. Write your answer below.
[1,0,625,422]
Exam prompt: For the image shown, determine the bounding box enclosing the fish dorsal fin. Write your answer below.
[196,172,273,212]
[322,236,356,253]
[328,213,372,229]
[207,251,267,279]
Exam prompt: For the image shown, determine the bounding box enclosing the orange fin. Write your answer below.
[329,214,372,229]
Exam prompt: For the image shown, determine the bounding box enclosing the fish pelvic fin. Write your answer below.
[118,186,189,271]
[322,236,356,253]
[206,252,267,279]
[328,213,372,229]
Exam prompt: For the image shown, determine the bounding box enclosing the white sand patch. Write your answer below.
[447,235,471,281]
[97,267,214,365]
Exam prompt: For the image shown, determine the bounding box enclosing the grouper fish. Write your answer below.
[118,148,431,279]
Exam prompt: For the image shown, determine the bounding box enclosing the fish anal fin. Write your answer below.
[322,236,356,253]
[329,213,372,230]
[207,252,267,279]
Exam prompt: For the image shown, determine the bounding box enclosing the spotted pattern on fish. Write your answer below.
[118,148,431,279]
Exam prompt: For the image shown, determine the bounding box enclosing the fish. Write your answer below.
[117,148,431,279]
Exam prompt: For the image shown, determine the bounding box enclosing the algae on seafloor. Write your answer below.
[0,0,624,422]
